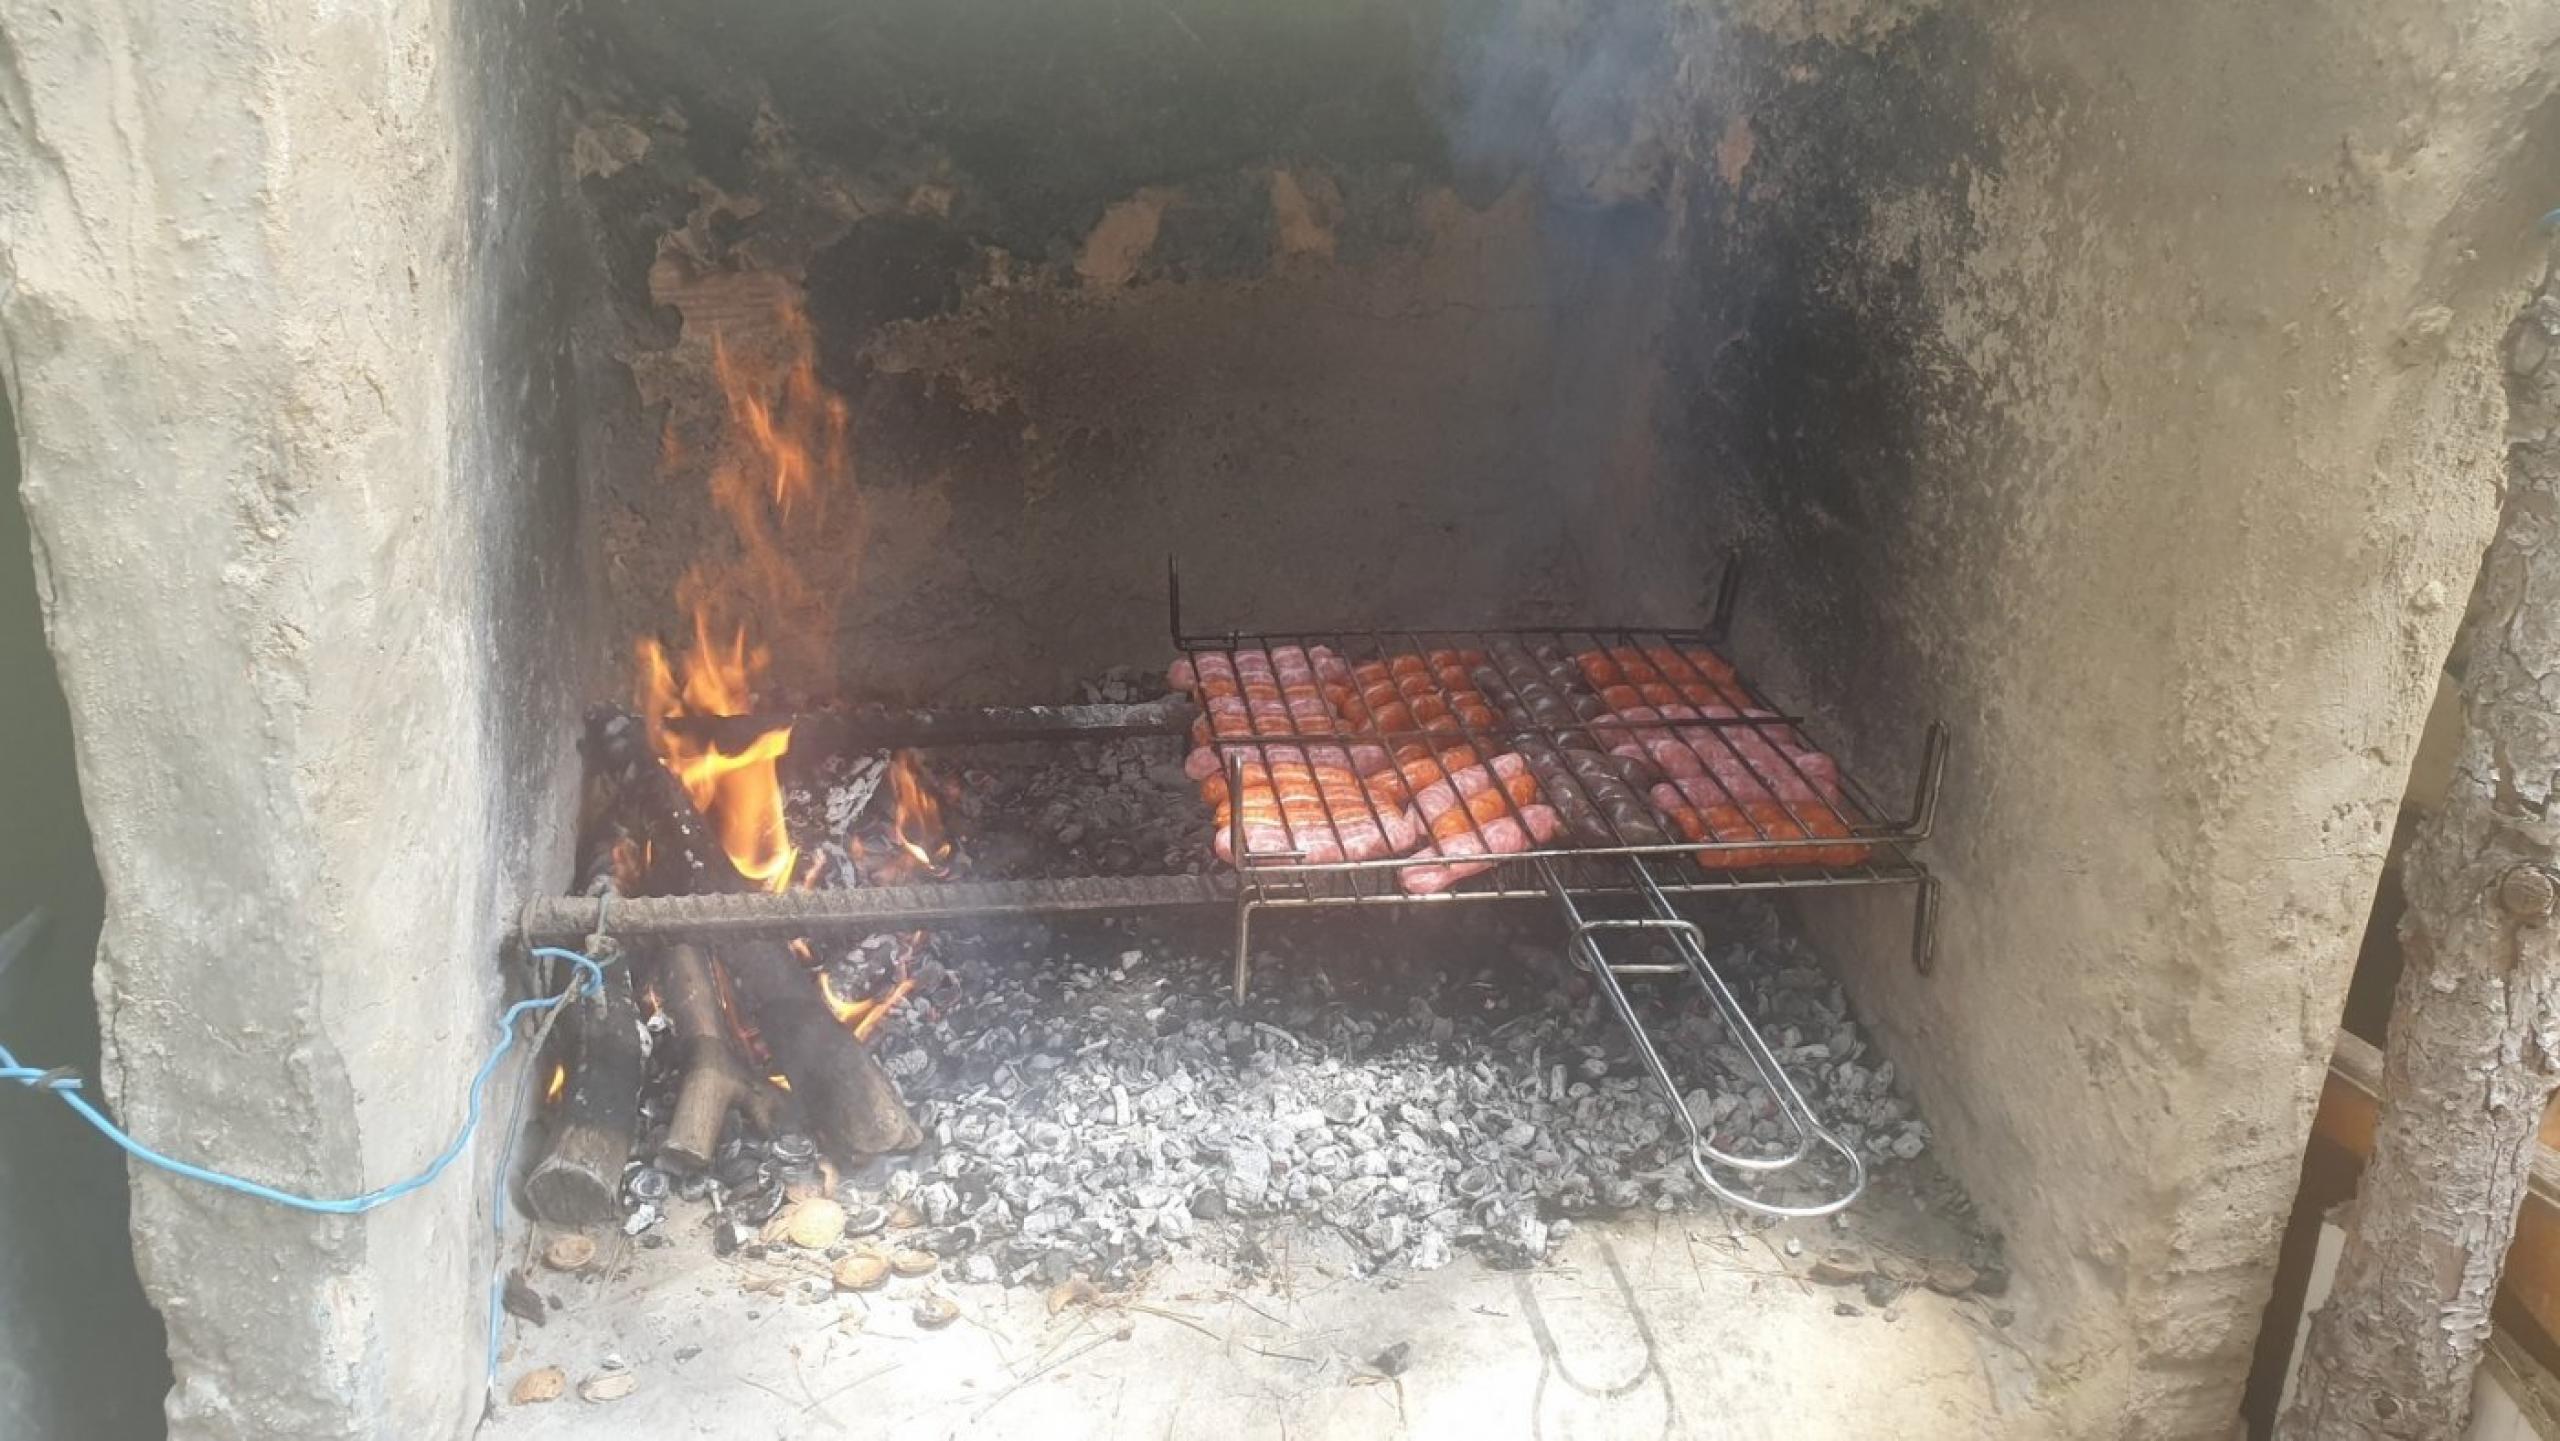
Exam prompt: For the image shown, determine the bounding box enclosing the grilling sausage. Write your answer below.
[1398,805,1563,894]
[1648,780,1869,868]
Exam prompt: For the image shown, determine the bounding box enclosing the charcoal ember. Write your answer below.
[634,877,1942,1282]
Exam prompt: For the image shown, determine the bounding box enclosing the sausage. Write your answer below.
[1649,782,1869,868]
[1212,758,1423,864]
[1397,805,1562,894]
[1475,649,1671,847]
[1405,758,1544,846]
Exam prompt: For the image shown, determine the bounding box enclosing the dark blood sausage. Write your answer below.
[1482,642,1669,847]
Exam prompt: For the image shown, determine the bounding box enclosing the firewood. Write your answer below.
[655,942,776,1172]
[721,939,921,1159]
[523,960,645,1226]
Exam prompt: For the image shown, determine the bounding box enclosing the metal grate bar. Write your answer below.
[520,874,1234,946]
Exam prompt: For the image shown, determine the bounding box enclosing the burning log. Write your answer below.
[582,705,917,1161]
[523,959,645,1226]
[722,939,922,1159]
[656,942,780,1172]
[587,705,760,898]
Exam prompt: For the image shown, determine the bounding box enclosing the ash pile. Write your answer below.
[619,904,1936,1289]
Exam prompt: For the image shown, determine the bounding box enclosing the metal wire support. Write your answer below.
[1537,856,1868,1219]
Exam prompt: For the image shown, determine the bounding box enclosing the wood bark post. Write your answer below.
[2279,256,2560,1439]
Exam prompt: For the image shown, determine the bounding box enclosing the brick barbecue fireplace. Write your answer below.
[2,0,2556,1437]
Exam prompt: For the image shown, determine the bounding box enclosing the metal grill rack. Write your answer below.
[1166,561,1947,1002]
[1169,560,1940,1216]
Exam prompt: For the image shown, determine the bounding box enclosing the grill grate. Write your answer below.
[1164,558,1945,996]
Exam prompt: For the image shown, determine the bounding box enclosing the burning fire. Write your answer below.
[889,751,952,875]
[635,300,852,894]
[637,619,798,893]
[638,292,937,1038]
[544,1062,567,1105]
[712,313,846,522]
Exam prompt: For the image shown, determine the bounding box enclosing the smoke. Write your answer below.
[1441,0,1684,211]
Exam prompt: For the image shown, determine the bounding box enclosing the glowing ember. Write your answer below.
[544,1063,567,1105]
[889,750,953,875]
[810,933,924,1041]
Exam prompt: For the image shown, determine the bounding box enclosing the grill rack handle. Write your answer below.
[1537,857,1869,1219]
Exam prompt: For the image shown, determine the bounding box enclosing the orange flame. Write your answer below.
[638,298,855,895]
[889,751,952,875]
[637,620,797,893]
[855,978,916,1043]
[818,970,866,1026]
[637,293,940,1044]
[544,1063,567,1105]
[712,312,847,522]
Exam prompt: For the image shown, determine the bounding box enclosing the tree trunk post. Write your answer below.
[2279,254,2560,1439]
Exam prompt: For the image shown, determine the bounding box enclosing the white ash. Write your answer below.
[728,673,1941,1288]
[817,907,1933,1287]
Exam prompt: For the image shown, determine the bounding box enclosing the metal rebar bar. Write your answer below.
[659,698,1194,754]
[521,874,1236,946]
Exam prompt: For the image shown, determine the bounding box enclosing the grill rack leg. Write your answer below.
[1234,895,1258,1003]
[1537,858,1868,1219]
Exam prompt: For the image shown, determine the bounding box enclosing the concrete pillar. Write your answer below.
[0,0,590,1433]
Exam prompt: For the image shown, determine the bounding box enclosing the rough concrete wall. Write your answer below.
[0,0,588,1435]
[1671,0,2560,1432]
[571,0,1712,702]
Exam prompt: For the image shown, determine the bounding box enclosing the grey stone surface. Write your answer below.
[567,0,1715,703]
[1673,2,2560,1434]
[0,0,593,1436]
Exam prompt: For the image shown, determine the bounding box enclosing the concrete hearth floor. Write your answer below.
[482,1208,2051,1439]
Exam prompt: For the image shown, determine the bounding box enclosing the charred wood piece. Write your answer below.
[585,706,755,897]
[721,939,921,1160]
[655,942,779,1172]
[523,960,645,1226]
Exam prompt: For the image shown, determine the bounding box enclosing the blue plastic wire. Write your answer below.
[5,942,613,1385]
[0,946,606,1213]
